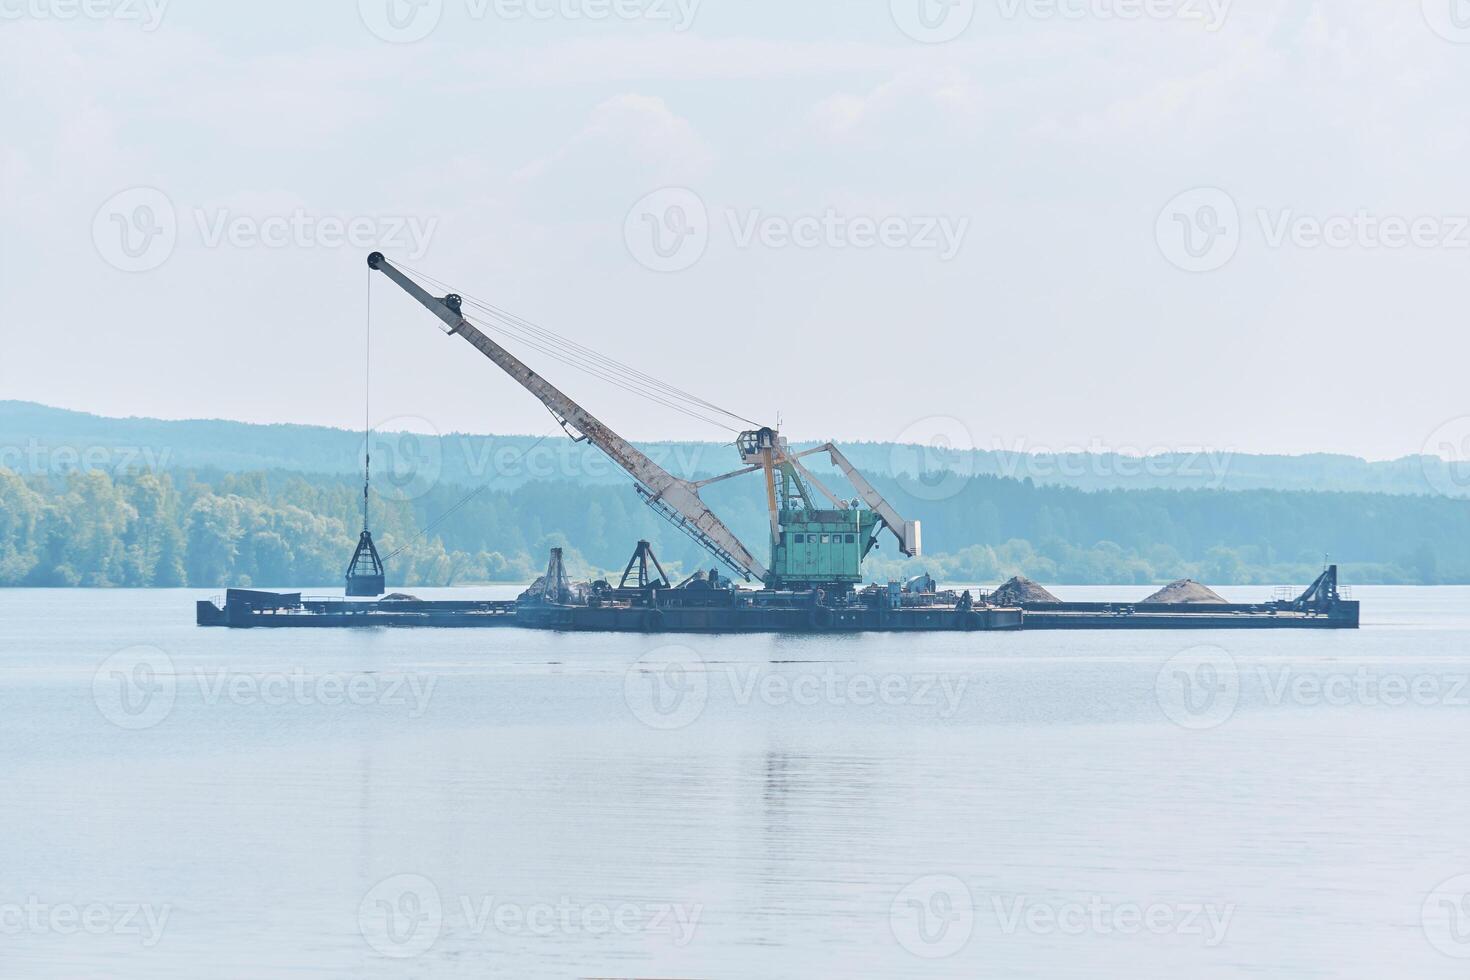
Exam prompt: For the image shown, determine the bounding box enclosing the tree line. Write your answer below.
[0,466,1461,588]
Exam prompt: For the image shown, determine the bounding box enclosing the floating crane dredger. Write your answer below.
[194,256,1359,631]
[365,251,921,593]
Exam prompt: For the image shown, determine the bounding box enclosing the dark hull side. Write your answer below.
[197,595,1358,632]
[1020,600,1360,630]
[197,598,1023,632]
[514,604,1025,633]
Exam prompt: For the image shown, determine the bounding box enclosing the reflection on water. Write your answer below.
[0,587,1468,977]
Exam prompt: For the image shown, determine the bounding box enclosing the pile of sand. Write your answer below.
[1143,579,1227,604]
[991,576,1061,605]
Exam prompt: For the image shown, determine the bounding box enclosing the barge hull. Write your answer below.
[197,592,1358,631]
[1019,599,1359,630]
[197,594,1024,631]
[515,605,1024,633]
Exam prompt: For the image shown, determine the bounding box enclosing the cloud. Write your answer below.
[514,93,714,185]
[1023,2,1461,162]
[811,69,984,140]
[454,35,957,87]
[0,21,399,160]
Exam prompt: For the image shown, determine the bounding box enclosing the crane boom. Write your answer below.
[367,252,768,582]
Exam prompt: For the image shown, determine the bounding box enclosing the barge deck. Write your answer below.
[196,566,1359,632]
[197,591,1027,632]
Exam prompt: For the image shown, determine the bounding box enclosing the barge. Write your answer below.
[198,255,1360,636]
[196,558,1358,632]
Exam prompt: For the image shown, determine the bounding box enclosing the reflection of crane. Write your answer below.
[366,252,919,591]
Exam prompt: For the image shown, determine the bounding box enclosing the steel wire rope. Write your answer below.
[395,262,760,430]
[457,311,738,433]
[401,262,753,424]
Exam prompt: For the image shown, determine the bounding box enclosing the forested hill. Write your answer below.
[2,400,1461,496]
[0,456,1465,589]
[0,402,1465,588]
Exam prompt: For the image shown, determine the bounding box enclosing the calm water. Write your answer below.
[2,586,1469,978]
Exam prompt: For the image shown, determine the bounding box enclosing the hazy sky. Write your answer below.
[2,1,1467,460]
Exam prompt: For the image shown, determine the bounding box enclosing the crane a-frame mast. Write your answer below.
[366,252,769,582]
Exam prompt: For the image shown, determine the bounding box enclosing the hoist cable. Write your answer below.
[399,262,748,423]
[458,312,739,433]
[394,262,761,431]
[362,271,373,534]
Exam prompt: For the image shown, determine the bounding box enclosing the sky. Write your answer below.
[2,0,1468,461]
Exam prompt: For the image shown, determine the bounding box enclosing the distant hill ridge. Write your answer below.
[3,401,1466,587]
[0,400,1457,497]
